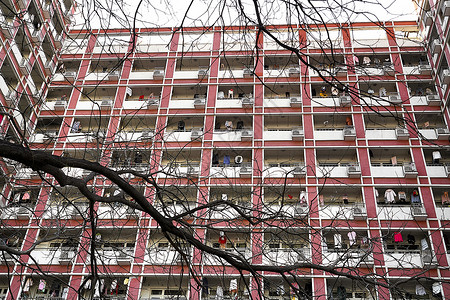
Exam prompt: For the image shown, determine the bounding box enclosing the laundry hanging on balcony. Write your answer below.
[384,189,396,203]
[394,232,403,243]
[38,279,46,291]
[411,190,421,203]
[334,234,342,248]
[23,278,33,292]
[421,238,429,250]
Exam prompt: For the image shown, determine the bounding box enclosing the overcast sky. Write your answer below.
[73,0,419,30]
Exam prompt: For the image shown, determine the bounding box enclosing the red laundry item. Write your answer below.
[139,95,145,100]
[218,236,226,244]
[394,232,403,243]
[288,195,293,199]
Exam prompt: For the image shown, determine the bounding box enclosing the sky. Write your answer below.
[72,0,419,30]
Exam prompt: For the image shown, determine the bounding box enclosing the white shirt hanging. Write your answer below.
[216,286,224,300]
[432,151,442,160]
[415,284,426,296]
[421,238,429,250]
[334,234,342,248]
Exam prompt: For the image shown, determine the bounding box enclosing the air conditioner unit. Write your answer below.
[436,128,450,140]
[198,69,208,79]
[42,3,53,19]
[0,25,12,39]
[147,98,159,109]
[153,69,164,80]
[383,66,395,76]
[43,131,58,142]
[54,33,63,48]
[190,128,203,140]
[411,204,427,220]
[19,58,31,75]
[31,29,43,44]
[193,98,206,109]
[54,100,67,110]
[72,205,87,219]
[445,165,450,177]
[403,163,418,178]
[240,165,252,178]
[443,1,450,16]
[425,12,433,26]
[339,96,351,107]
[5,90,17,105]
[126,207,138,218]
[442,69,450,85]
[421,249,438,267]
[140,130,153,140]
[291,128,304,141]
[16,206,31,219]
[186,165,200,177]
[347,165,361,177]
[100,99,113,109]
[243,68,252,78]
[292,166,306,177]
[288,67,300,78]
[352,205,367,220]
[343,127,356,140]
[419,64,432,75]
[241,97,253,108]
[59,250,74,264]
[64,71,76,82]
[395,127,409,140]
[432,39,442,54]
[108,71,120,80]
[426,94,441,106]
[116,251,132,265]
[240,129,253,141]
[1,252,15,265]
[388,94,402,104]
[294,205,308,217]
[290,97,302,107]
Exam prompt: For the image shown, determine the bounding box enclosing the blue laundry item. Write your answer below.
[223,155,230,165]
[411,194,421,203]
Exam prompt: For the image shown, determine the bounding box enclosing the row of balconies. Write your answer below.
[56,57,433,82]
[2,238,437,270]
[1,192,432,222]
[30,125,450,145]
[42,92,444,113]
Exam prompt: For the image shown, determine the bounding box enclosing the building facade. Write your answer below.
[1,0,450,299]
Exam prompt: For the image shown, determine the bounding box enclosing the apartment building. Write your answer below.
[0,0,450,299]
